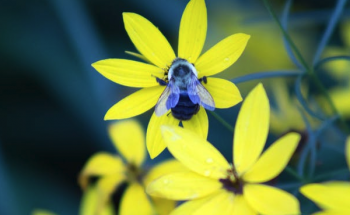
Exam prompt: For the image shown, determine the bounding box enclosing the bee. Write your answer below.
[155,58,215,120]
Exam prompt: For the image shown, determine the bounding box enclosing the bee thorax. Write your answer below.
[168,58,198,81]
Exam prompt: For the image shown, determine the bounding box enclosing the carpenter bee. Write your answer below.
[155,58,215,120]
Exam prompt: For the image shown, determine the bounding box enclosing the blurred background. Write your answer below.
[1,0,349,214]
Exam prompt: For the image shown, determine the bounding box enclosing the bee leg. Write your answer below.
[156,77,168,86]
[198,76,207,84]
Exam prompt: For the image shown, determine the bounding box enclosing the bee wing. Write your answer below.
[155,82,180,116]
[188,77,215,111]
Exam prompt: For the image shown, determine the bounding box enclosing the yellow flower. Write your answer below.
[300,137,350,215]
[321,20,350,118]
[147,84,301,214]
[80,186,115,215]
[322,20,350,82]
[32,186,115,215]
[92,0,249,158]
[270,79,306,134]
[269,79,318,135]
[79,119,186,215]
[32,210,58,215]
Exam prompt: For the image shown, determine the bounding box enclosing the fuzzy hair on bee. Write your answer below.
[155,58,215,120]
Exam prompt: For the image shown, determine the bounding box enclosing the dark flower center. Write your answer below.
[126,163,144,183]
[220,167,244,194]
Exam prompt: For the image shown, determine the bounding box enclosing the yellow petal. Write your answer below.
[330,86,350,117]
[346,136,350,169]
[178,0,207,63]
[125,51,151,63]
[313,211,348,215]
[270,110,290,135]
[234,83,270,174]
[143,159,187,187]
[269,80,303,134]
[108,119,145,167]
[79,153,125,189]
[161,125,231,179]
[169,192,220,215]
[32,210,57,215]
[120,182,154,215]
[196,33,250,77]
[271,79,291,112]
[232,195,257,215]
[143,161,181,215]
[123,13,175,68]
[205,77,242,109]
[144,160,185,214]
[146,112,180,159]
[341,20,350,47]
[92,59,162,88]
[244,184,300,215]
[105,86,164,120]
[182,107,208,139]
[79,185,115,215]
[243,132,300,183]
[146,171,221,200]
[300,182,350,212]
[96,175,126,212]
[170,191,235,215]
[152,197,176,215]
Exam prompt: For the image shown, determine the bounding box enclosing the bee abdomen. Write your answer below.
[171,93,199,121]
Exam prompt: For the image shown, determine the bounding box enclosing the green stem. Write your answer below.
[262,0,350,133]
[262,0,311,72]
[312,168,349,182]
[308,72,349,133]
[209,111,234,132]
[285,166,305,182]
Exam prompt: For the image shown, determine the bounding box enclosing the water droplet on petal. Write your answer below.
[204,170,211,176]
[206,158,213,163]
[224,57,230,62]
[190,193,199,199]
[163,179,169,184]
[170,133,181,141]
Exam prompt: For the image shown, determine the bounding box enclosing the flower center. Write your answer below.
[219,167,244,194]
[125,163,144,183]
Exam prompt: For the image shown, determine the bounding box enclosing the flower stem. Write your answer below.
[262,0,310,72]
[262,0,350,133]
[209,111,234,132]
[312,168,350,182]
[231,70,300,84]
[285,166,305,182]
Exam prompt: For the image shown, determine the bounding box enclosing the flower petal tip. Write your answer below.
[237,94,243,103]
[287,132,302,142]
[256,82,264,89]
[122,12,139,25]
[254,83,267,97]
[122,12,132,19]
[244,33,251,40]
[104,113,113,121]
